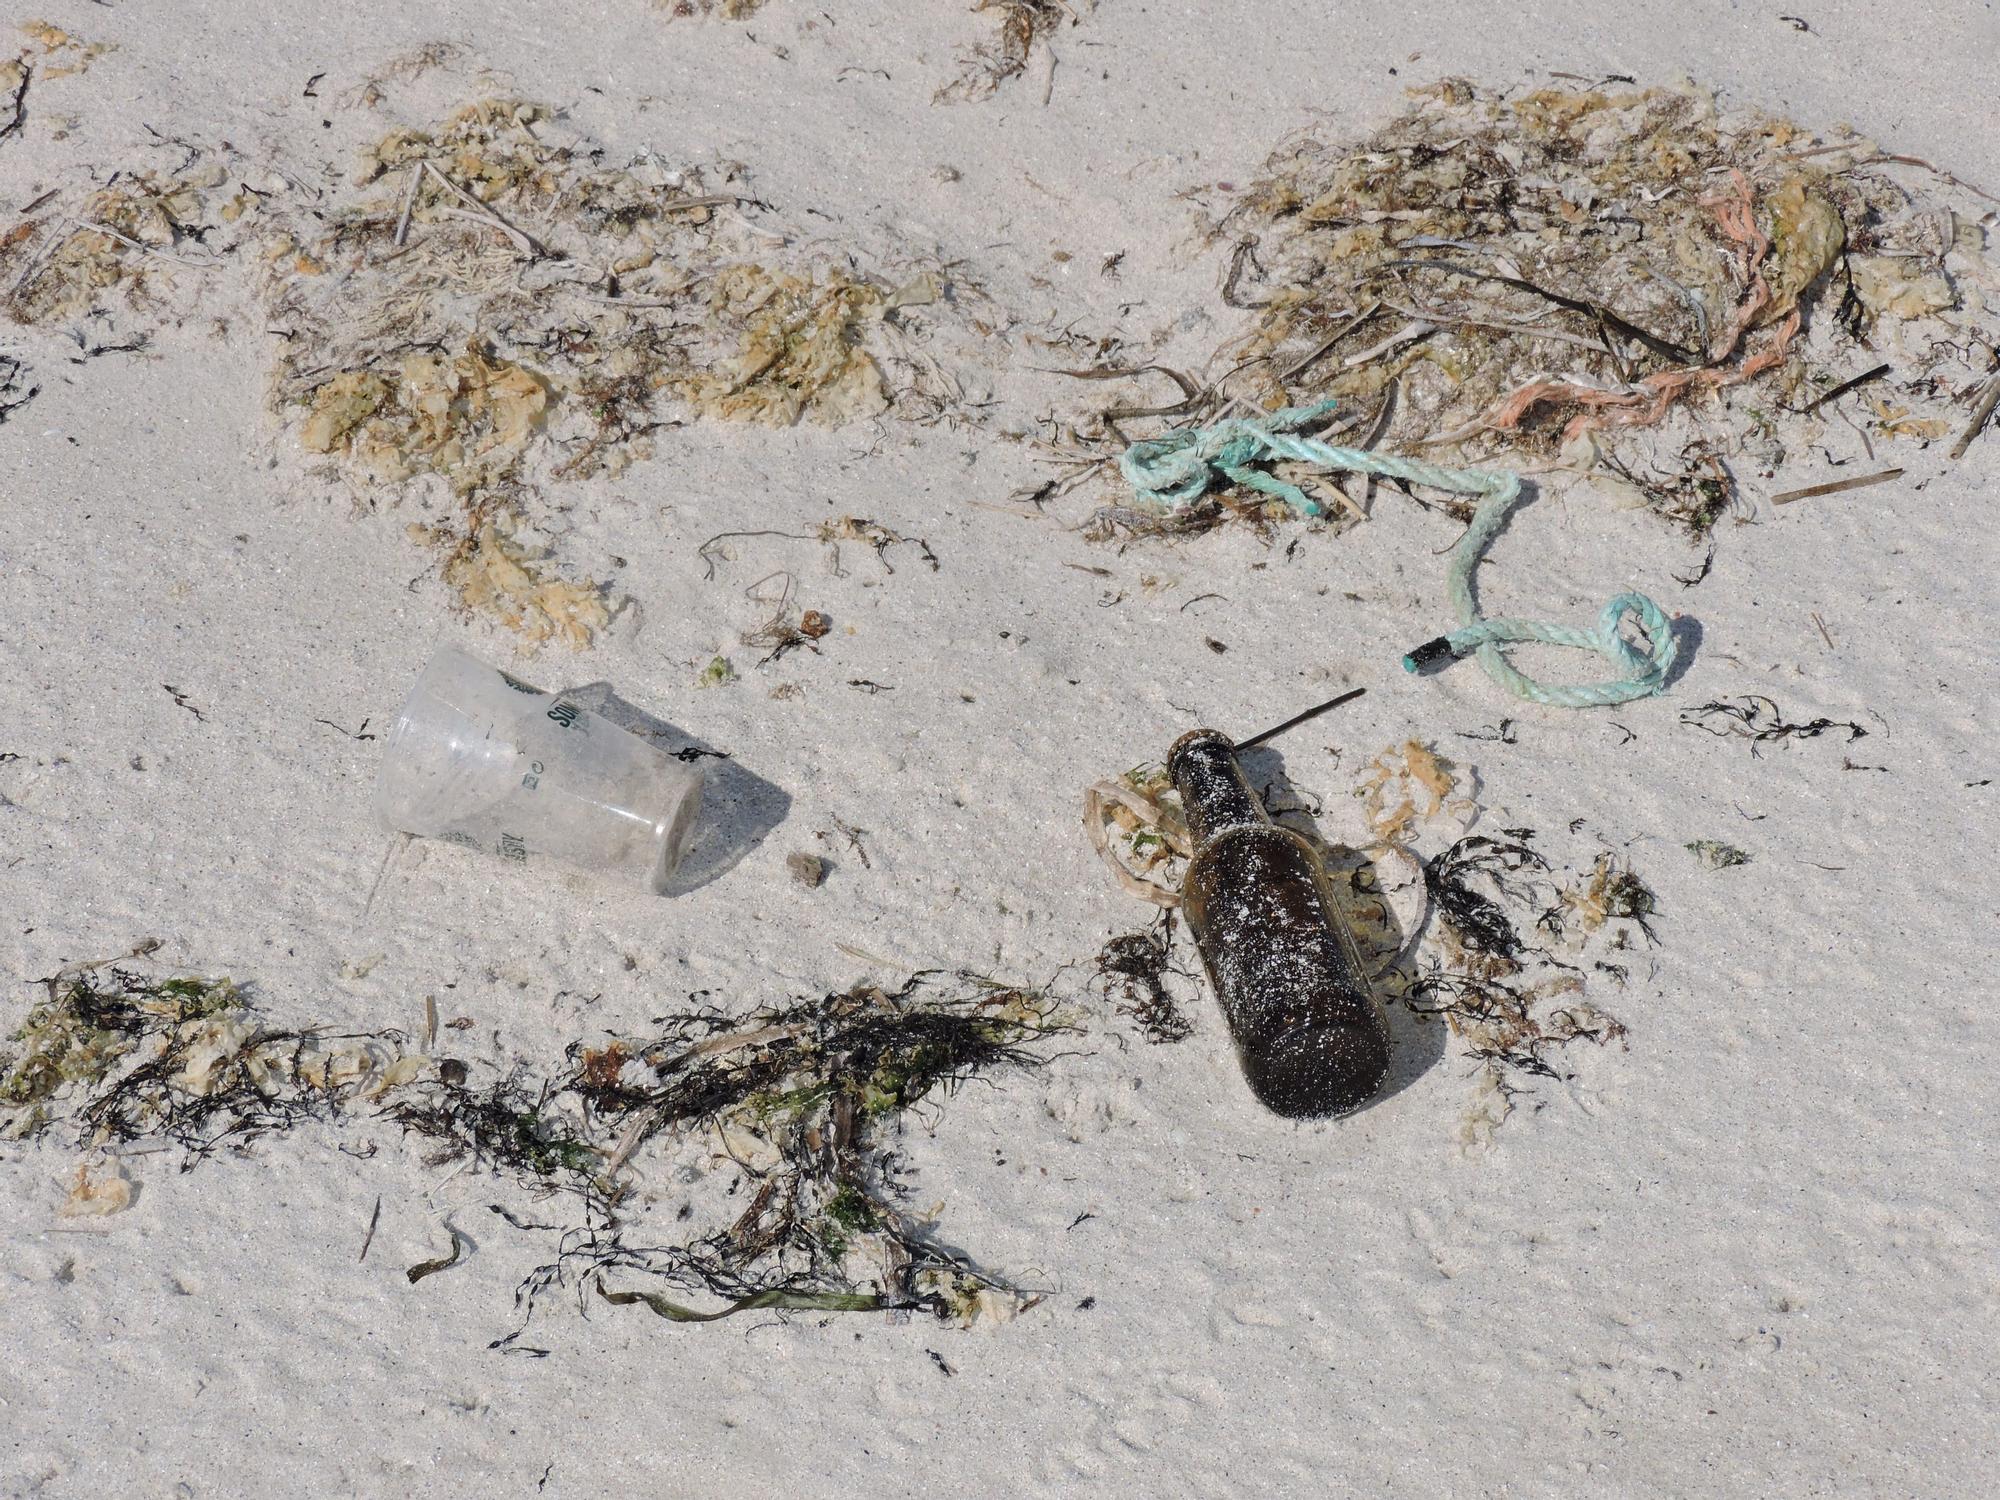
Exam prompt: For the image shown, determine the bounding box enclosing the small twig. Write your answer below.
[421,161,546,258]
[313,717,376,740]
[1283,301,1384,382]
[1672,540,1717,589]
[358,1195,383,1262]
[74,219,217,268]
[1854,152,2000,209]
[830,816,871,869]
[162,684,206,722]
[1358,379,1398,450]
[392,163,421,247]
[1386,303,1614,355]
[1800,362,1890,415]
[1344,319,1435,368]
[1046,363,1200,398]
[1221,237,1266,309]
[657,194,749,214]
[1236,687,1366,752]
[1377,258,1698,365]
[1771,468,1905,506]
[1948,376,2000,461]
[0,60,29,145]
[1811,613,1835,649]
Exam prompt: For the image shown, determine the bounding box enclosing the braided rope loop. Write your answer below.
[1119,400,1678,708]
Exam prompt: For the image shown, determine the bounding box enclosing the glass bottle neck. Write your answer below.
[1168,729,1270,846]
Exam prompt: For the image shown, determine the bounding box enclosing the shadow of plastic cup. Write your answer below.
[375,647,705,894]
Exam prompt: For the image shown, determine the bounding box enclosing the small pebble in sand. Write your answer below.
[787,852,827,887]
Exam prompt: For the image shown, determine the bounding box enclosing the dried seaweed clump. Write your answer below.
[1091,918,1195,1044]
[3,159,236,326]
[1393,831,1647,1146]
[655,0,769,17]
[18,20,114,78]
[1195,80,1999,524]
[430,517,611,650]
[936,2,1081,104]
[1082,764,1190,906]
[684,264,887,425]
[301,345,551,490]
[1,966,424,1150]
[1358,739,1475,849]
[491,975,1065,1327]
[7,958,1065,1330]
[264,98,901,642]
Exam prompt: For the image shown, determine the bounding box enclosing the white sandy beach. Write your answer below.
[2,1,1997,1495]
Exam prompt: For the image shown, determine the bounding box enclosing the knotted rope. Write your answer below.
[1119,399,1677,708]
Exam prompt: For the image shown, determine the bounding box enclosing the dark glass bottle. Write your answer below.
[1168,728,1390,1117]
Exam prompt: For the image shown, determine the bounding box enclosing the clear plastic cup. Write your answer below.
[375,647,705,894]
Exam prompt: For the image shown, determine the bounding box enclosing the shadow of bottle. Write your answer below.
[1234,742,1448,1112]
[565,682,791,896]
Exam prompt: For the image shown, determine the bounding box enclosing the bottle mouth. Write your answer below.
[644,771,706,893]
[1168,728,1268,845]
[1166,726,1234,780]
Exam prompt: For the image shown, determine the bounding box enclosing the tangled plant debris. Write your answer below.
[1686,838,1752,869]
[1090,916,1196,1044]
[260,98,930,644]
[1,964,421,1153]
[1681,693,1869,750]
[936,2,1084,104]
[656,0,769,18]
[2,153,236,326]
[1056,80,2000,536]
[4,959,1065,1330]
[499,975,1065,1328]
[1405,830,1647,1145]
[0,351,35,422]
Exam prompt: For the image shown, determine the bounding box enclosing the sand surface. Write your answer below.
[3,1,1997,1495]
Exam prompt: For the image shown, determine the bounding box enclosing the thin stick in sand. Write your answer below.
[1948,376,2000,461]
[420,161,545,258]
[392,163,421,247]
[0,61,28,143]
[1771,468,1905,505]
[74,219,217,268]
[1801,362,1890,415]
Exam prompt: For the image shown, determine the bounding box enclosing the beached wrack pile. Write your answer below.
[2,960,1063,1329]
[262,100,953,645]
[1076,81,1998,536]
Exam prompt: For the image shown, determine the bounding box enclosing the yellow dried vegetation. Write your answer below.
[264,98,903,645]
[1357,738,1475,848]
[2,160,232,325]
[687,263,888,425]
[16,19,114,81]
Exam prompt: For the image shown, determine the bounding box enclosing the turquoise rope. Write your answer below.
[1119,399,1678,709]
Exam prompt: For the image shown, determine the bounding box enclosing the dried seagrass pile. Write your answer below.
[1066,81,1998,537]
[264,99,918,647]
